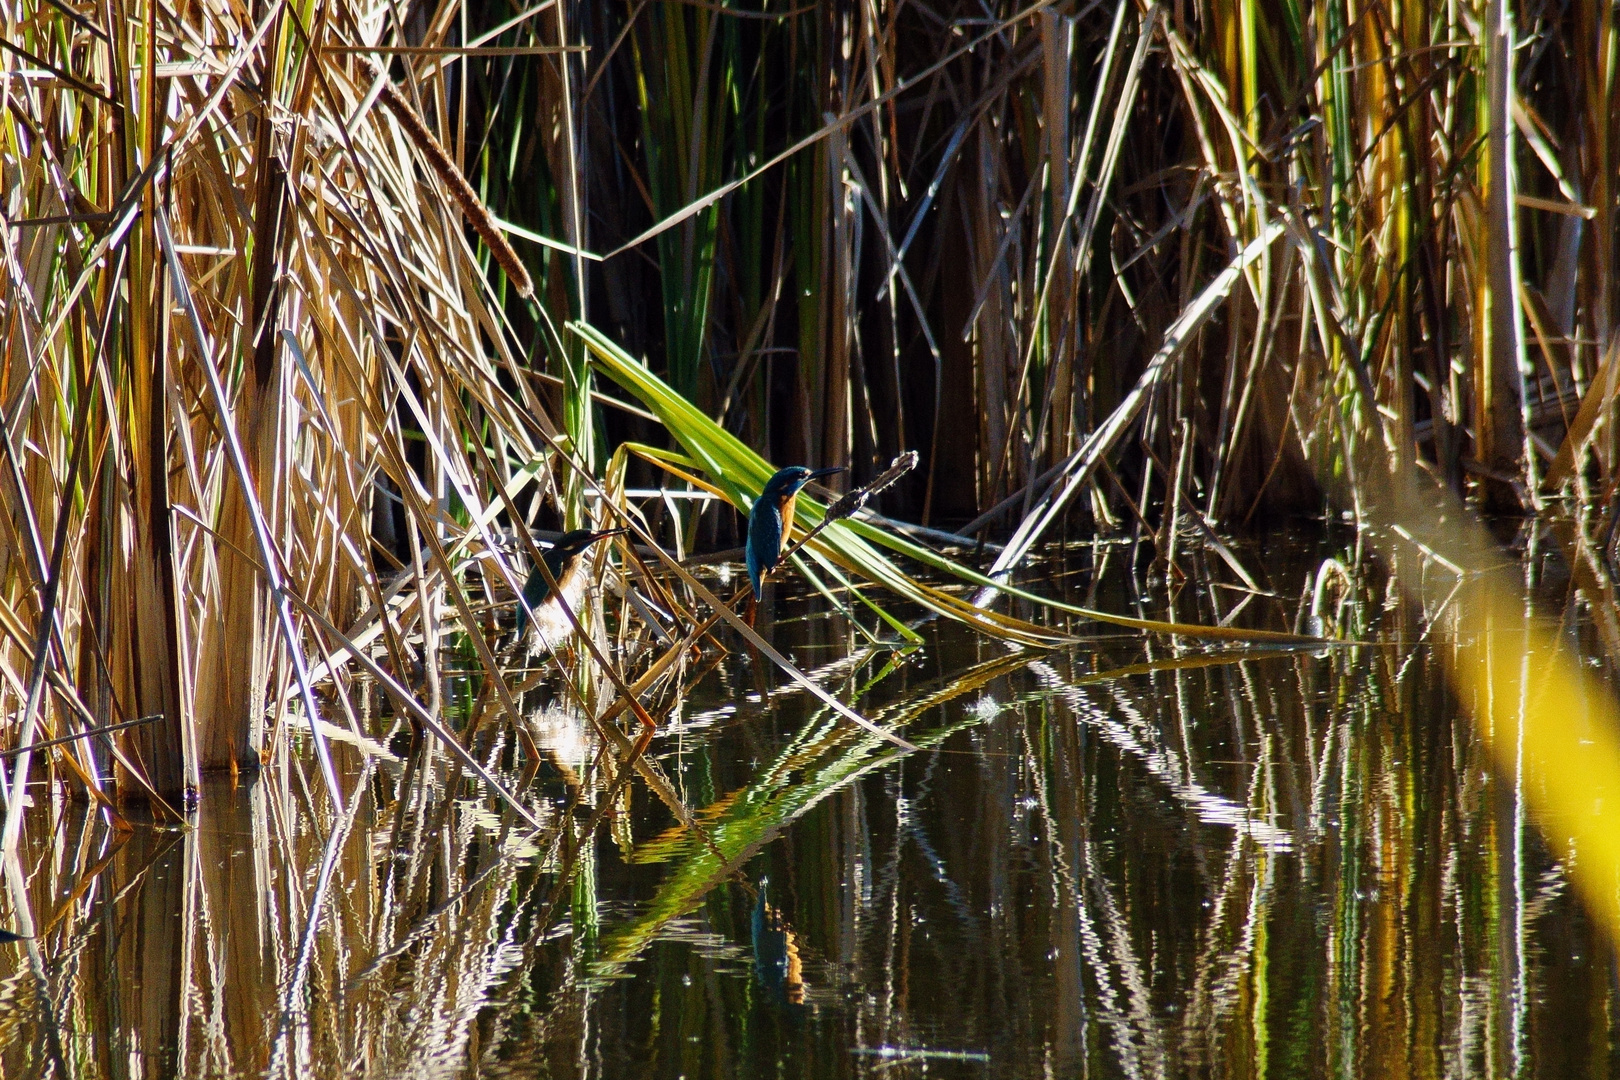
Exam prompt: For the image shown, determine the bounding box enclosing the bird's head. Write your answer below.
[545,528,625,566]
[761,465,845,507]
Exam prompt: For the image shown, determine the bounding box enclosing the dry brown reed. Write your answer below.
[0,0,568,806]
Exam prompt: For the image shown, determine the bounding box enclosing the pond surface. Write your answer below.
[2,529,1617,1078]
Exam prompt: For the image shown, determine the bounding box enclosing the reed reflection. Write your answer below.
[0,543,1614,1078]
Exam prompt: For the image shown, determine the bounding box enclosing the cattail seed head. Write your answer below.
[376,79,534,299]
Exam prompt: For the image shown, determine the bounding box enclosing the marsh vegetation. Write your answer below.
[2,0,1620,1075]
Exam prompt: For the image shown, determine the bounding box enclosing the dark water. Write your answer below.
[2,532,1616,1077]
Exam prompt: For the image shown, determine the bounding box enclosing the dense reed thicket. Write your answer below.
[500,0,1618,547]
[0,0,582,806]
[1,0,1617,806]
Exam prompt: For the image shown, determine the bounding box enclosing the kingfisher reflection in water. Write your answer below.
[751,877,806,1007]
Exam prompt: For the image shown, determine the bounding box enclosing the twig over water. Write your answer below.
[781,451,919,565]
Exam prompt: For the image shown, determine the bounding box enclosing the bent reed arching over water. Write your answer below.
[6,0,1620,1074]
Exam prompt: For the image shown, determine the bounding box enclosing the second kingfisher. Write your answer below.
[516,528,625,641]
[746,465,845,601]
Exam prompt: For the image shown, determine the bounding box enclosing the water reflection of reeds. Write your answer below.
[0,544,1615,1077]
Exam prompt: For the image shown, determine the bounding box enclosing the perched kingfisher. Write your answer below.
[515,528,624,639]
[746,465,845,601]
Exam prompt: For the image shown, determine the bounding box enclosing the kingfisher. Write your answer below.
[746,465,845,601]
[515,528,624,640]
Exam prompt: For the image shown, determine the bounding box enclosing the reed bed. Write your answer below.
[538,0,1616,538]
[0,0,1612,788]
[9,0,1620,1075]
[0,0,598,807]
[2,0,1620,1069]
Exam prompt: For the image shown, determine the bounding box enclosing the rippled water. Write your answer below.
[1,530,1614,1077]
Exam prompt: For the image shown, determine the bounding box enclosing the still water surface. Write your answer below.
[1,531,1614,1077]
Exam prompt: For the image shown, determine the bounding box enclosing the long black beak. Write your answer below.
[808,466,846,481]
[561,528,627,554]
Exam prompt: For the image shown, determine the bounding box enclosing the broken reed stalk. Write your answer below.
[0,715,164,759]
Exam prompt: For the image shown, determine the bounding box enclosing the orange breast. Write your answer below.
[533,555,592,642]
[779,491,799,540]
